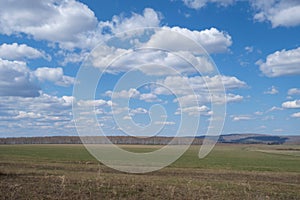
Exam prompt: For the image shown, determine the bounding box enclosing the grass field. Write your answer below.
[1,144,300,199]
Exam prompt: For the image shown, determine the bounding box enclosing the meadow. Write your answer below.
[0,144,300,199]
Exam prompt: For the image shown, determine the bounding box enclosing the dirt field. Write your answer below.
[1,144,300,199]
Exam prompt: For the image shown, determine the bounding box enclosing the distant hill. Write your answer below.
[218,134,290,145]
[0,134,299,145]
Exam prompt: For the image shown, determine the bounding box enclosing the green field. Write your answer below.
[1,144,300,199]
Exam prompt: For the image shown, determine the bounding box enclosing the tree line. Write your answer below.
[0,136,204,145]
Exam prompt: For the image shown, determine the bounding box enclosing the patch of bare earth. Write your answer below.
[1,161,300,200]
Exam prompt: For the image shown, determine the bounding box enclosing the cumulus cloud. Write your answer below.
[154,121,175,125]
[288,88,300,96]
[152,75,245,107]
[264,86,279,94]
[282,100,300,109]
[130,107,148,115]
[0,0,98,50]
[267,106,283,112]
[291,112,300,118]
[90,46,216,75]
[251,0,300,27]
[245,46,254,53]
[77,99,111,107]
[156,75,246,95]
[102,75,245,114]
[0,43,50,61]
[145,26,232,53]
[174,92,243,106]
[0,1,162,50]
[254,111,263,115]
[182,0,234,9]
[181,0,300,28]
[60,51,89,66]
[71,16,232,71]
[257,47,300,77]
[106,88,140,99]
[0,58,75,97]
[33,67,75,87]
[175,105,211,116]
[99,8,161,35]
[105,88,161,103]
[0,58,40,97]
[0,0,233,69]
[0,93,77,135]
[231,115,253,121]
[139,93,160,102]
[14,111,42,119]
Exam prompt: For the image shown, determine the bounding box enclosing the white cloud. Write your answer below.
[0,58,75,97]
[105,88,161,103]
[288,88,300,96]
[105,88,160,102]
[225,93,244,103]
[106,88,140,99]
[0,0,98,50]
[145,26,232,53]
[251,0,300,27]
[14,111,42,119]
[175,105,211,116]
[267,106,283,112]
[291,112,300,118]
[33,67,75,87]
[0,2,162,51]
[77,99,110,107]
[0,93,77,135]
[254,111,263,115]
[99,8,161,35]
[0,58,40,97]
[264,86,279,94]
[174,93,243,106]
[103,76,245,114]
[90,46,216,75]
[1,1,231,67]
[153,75,245,106]
[182,0,300,27]
[258,125,266,129]
[156,75,246,95]
[0,43,50,61]
[231,115,253,121]
[257,47,300,77]
[123,115,132,120]
[245,46,254,53]
[60,51,89,66]
[139,93,160,102]
[263,115,275,121]
[202,75,247,90]
[89,26,233,76]
[154,121,175,125]
[181,0,300,28]
[282,100,300,109]
[2,0,171,53]
[182,0,234,9]
[130,107,148,115]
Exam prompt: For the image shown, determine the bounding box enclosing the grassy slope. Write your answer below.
[1,144,300,172]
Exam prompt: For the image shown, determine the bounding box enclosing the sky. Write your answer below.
[0,0,300,137]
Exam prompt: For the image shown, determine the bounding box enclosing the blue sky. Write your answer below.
[0,0,300,137]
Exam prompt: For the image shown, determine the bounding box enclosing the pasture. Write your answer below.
[0,144,300,199]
